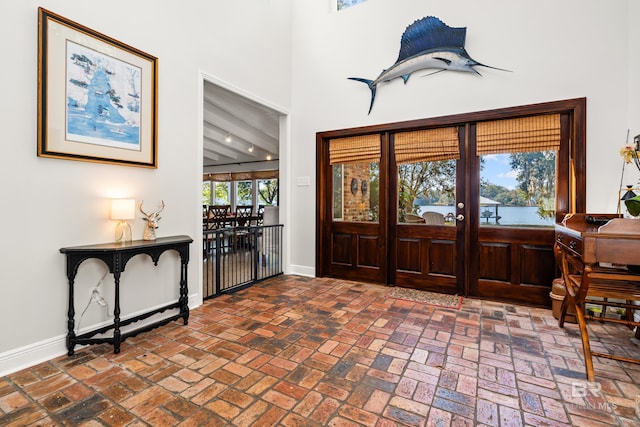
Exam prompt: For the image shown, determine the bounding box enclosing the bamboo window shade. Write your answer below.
[203,170,279,181]
[329,134,381,165]
[476,114,561,156]
[394,127,460,165]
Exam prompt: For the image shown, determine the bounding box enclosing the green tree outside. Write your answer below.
[258,179,279,206]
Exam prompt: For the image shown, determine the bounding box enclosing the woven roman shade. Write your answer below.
[394,127,460,165]
[231,170,279,181]
[204,172,232,182]
[476,114,561,156]
[203,170,278,181]
[329,134,381,165]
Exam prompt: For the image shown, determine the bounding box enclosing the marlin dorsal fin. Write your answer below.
[396,16,466,63]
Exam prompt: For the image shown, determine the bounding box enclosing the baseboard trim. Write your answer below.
[289,264,315,277]
[0,293,202,377]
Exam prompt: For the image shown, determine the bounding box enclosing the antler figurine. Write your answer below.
[139,200,165,240]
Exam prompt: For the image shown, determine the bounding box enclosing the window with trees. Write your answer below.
[395,127,459,223]
[395,115,559,226]
[236,181,253,206]
[202,181,211,205]
[258,179,279,206]
[213,182,230,205]
[476,114,559,227]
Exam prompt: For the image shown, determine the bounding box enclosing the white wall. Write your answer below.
[289,0,640,272]
[0,0,292,375]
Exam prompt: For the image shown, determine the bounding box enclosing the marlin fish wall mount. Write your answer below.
[349,16,509,114]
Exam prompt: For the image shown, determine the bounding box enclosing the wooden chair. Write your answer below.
[556,228,640,382]
[232,205,254,250]
[255,204,265,226]
[204,205,231,256]
[206,205,231,229]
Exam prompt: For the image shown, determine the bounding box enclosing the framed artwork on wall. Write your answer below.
[37,8,158,168]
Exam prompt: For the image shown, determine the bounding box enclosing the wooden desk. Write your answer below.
[60,235,193,355]
[555,214,640,380]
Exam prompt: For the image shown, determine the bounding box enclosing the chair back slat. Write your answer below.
[235,205,253,227]
[207,205,231,229]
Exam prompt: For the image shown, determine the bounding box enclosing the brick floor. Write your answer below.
[2,275,640,426]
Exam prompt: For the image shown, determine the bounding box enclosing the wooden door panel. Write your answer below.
[472,228,555,306]
[395,225,457,293]
[397,238,421,272]
[331,233,352,265]
[328,223,386,283]
[358,235,381,268]
[478,242,511,282]
[430,239,456,276]
[520,244,555,286]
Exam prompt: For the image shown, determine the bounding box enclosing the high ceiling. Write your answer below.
[203,81,281,172]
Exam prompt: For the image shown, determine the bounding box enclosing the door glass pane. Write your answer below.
[213,182,230,205]
[333,162,379,222]
[399,160,456,224]
[479,152,555,227]
[332,165,343,220]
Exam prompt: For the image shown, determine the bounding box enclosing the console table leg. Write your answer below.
[67,277,76,356]
[180,261,189,325]
[113,272,122,353]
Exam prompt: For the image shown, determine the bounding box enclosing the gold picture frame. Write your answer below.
[38,8,158,168]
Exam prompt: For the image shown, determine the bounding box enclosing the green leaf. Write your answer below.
[624,195,640,216]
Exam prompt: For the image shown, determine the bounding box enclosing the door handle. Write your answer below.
[456,214,465,222]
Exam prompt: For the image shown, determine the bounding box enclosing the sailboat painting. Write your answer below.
[66,41,142,150]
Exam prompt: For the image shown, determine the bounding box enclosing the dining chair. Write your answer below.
[233,205,253,250]
[208,205,231,229]
[204,205,231,256]
[255,204,265,226]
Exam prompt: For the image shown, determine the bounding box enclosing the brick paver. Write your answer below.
[2,275,640,426]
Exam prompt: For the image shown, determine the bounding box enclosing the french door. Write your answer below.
[316,99,585,306]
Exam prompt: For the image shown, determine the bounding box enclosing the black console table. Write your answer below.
[60,235,193,355]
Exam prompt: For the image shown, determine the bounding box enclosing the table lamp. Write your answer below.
[110,199,135,242]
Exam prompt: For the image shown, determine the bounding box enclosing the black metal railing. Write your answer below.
[202,224,283,299]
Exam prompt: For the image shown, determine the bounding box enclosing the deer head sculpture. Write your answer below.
[139,200,165,240]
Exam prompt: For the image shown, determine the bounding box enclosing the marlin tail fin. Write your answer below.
[348,77,377,114]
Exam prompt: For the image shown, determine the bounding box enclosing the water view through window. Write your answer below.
[402,152,556,227]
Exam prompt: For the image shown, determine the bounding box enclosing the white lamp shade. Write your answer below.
[110,199,135,220]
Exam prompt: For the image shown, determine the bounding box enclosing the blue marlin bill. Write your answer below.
[349,16,509,114]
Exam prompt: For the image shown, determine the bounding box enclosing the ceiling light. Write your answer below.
[266,154,272,161]
[248,146,254,153]
[225,134,232,143]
